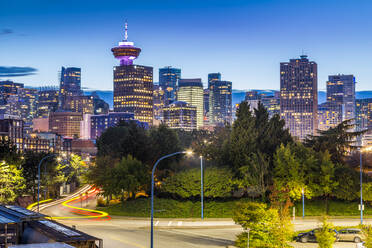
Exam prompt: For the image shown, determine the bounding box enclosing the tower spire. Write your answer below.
[124,20,128,41]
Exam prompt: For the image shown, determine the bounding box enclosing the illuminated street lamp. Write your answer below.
[151,150,192,248]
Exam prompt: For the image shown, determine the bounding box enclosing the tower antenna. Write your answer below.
[124,20,128,41]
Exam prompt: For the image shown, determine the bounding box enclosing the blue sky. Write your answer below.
[1,0,372,91]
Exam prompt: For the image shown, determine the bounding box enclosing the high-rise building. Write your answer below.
[356,98,372,131]
[153,85,166,125]
[280,55,318,140]
[112,22,153,125]
[261,92,281,118]
[18,88,38,122]
[59,67,82,108]
[37,87,59,118]
[159,66,181,104]
[163,101,197,131]
[177,79,204,129]
[208,73,221,89]
[209,80,232,126]
[203,89,210,125]
[326,74,356,121]
[317,102,343,131]
[49,111,83,138]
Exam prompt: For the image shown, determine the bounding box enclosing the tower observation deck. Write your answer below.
[111,22,141,65]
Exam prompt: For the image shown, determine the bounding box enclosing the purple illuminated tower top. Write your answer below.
[111,22,141,66]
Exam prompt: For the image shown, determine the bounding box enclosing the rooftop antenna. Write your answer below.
[124,20,128,41]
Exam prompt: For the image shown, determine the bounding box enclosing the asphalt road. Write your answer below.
[39,189,368,248]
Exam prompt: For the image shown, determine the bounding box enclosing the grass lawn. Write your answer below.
[97,197,251,218]
[97,197,372,218]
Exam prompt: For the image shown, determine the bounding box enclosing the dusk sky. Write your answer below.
[1,0,372,91]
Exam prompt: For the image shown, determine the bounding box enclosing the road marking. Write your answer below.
[155,221,159,226]
[177,221,182,226]
[167,221,172,226]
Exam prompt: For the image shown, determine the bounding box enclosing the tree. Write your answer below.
[305,119,364,164]
[316,151,339,214]
[112,156,149,199]
[161,167,235,199]
[315,216,336,248]
[0,161,25,203]
[228,102,258,175]
[238,151,268,199]
[93,156,149,200]
[363,183,372,204]
[149,124,181,175]
[233,202,293,248]
[273,144,309,202]
[361,225,372,248]
[333,166,359,201]
[96,121,151,164]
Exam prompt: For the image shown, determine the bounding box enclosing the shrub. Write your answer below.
[315,216,336,248]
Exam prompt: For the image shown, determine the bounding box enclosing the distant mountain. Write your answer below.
[84,89,372,109]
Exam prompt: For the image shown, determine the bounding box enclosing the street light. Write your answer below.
[247,228,250,248]
[301,188,305,219]
[151,150,192,248]
[200,155,204,220]
[37,154,61,212]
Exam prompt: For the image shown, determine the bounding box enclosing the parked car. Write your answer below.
[297,228,339,243]
[338,228,365,243]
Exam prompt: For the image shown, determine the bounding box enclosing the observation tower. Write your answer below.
[111,22,141,65]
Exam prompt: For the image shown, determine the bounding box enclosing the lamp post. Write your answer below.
[37,154,61,212]
[247,228,250,248]
[302,188,305,219]
[360,147,363,225]
[151,150,192,248]
[200,155,204,220]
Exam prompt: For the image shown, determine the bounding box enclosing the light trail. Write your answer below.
[46,186,110,220]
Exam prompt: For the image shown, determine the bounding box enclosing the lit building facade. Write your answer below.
[208,73,221,89]
[0,115,24,150]
[64,95,94,114]
[153,85,166,125]
[280,55,318,140]
[59,67,82,108]
[317,102,343,131]
[177,79,204,129]
[90,112,136,140]
[261,92,281,118]
[163,101,197,131]
[112,23,153,125]
[327,74,356,121]
[203,89,210,125]
[159,66,181,104]
[37,87,59,118]
[356,98,372,131]
[49,111,83,138]
[209,80,232,126]
[18,88,38,122]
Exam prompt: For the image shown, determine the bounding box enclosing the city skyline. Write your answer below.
[2,0,372,91]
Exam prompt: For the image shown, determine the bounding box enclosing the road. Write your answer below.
[39,188,367,248]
